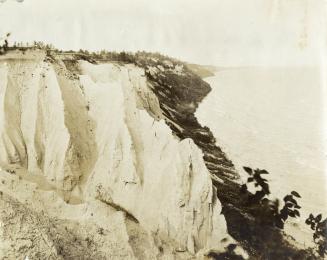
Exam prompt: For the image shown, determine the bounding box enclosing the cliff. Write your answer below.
[0,48,317,259]
[0,49,246,259]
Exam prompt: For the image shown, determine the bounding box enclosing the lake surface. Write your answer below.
[196,67,327,246]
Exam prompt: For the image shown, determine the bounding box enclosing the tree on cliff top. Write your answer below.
[0,33,10,54]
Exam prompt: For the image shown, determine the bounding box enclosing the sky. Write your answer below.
[0,0,326,66]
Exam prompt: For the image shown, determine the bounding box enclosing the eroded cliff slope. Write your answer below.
[0,49,246,259]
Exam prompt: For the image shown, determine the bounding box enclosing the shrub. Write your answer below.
[305,213,327,257]
[241,166,301,229]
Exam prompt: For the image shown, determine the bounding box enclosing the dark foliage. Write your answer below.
[206,243,244,260]
[241,167,301,229]
[305,214,327,257]
[0,33,10,54]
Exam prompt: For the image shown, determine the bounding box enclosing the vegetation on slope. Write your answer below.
[120,51,320,259]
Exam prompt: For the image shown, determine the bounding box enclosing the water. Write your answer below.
[196,67,327,246]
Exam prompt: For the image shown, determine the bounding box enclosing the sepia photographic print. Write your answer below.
[0,0,326,259]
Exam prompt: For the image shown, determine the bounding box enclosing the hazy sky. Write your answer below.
[0,0,326,66]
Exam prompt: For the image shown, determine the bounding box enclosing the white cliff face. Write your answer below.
[79,61,233,254]
[0,52,72,189]
[0,50,244,259]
